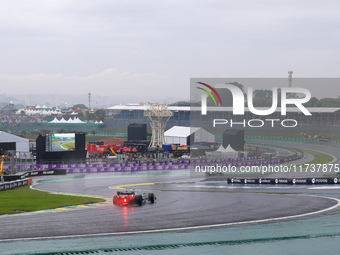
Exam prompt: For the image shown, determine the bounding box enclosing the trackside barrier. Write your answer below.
[3,161,176,171]
[244,135,340,145]
[214,134,340,145]
[246,142,304,163]
[66,164,191,173]
[3,149,303,175]
[3,156,293,174]
[228,177,340,185]
[3,157,262,171]
[3,169,66,182]
[65,159,282,173]
[245,136,320,143]
[0,178,31,192]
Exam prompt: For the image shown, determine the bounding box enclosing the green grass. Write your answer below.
[298,148,337,177]
[298,148,334,166]
[0,186,105,215]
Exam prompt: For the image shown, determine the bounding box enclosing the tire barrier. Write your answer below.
[228,177,340,185]
[0,178,31,192]
[3,169,66,182]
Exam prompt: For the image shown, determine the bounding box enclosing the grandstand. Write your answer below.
[0,102,16,115]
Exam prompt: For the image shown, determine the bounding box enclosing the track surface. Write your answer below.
[1,140,340,254]
[0,171,339,241]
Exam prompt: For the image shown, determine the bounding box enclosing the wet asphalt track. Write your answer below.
[0,141,339,244]
[0,171,339,241]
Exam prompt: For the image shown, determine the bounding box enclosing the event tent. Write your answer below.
[206,144,239,159]
[164,126,215,146]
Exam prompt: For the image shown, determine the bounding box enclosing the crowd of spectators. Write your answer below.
[0,115,50,126]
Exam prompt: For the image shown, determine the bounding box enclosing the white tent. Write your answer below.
[0,131,29,152]
[164,126,215,146]
[215,144,225,152]
[67,118,76,123]
[73,117,85,123]
[41,110,50,115]
[16,109,25,115]
[48,117,85,124]
[224,145,238,153]
[49,117,60,123]
[206,144,238,159]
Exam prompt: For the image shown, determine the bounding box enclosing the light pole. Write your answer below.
[88,93,91,110]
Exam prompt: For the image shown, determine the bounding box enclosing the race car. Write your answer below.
[113,190,156,206]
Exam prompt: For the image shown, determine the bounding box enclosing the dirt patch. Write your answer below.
[96,137,126,145]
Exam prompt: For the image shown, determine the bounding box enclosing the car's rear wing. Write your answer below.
[117,191,135,195]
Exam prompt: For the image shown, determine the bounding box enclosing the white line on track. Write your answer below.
[1,194,339,243]
[179,184,308,189]
[308,186,340,189]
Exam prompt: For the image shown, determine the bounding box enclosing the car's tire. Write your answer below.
[148,193,155,203]
[113,196,118,205]
[135,195,143,206]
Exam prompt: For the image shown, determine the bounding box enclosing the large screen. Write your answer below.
[46,133,76,152]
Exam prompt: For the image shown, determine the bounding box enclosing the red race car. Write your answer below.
[113,190,156,206]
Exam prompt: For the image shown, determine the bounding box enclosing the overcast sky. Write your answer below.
[1,0,340,105]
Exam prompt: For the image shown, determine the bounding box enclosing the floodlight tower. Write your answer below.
[88,93,91,109]
[144,102,173,147]
[288,71,293,87]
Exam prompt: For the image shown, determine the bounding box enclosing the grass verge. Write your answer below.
[0,186,105,215]
[297,148,334,167]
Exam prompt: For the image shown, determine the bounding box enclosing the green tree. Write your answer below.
[95,109,105,121]
[77,112,85,120]
[72,104,88,110]
[169,101,191,106]
[253,89,273,99]
[85,111,95,121]
[316,98,340,107]
[304,97,319,107]
[251,89,277,107]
